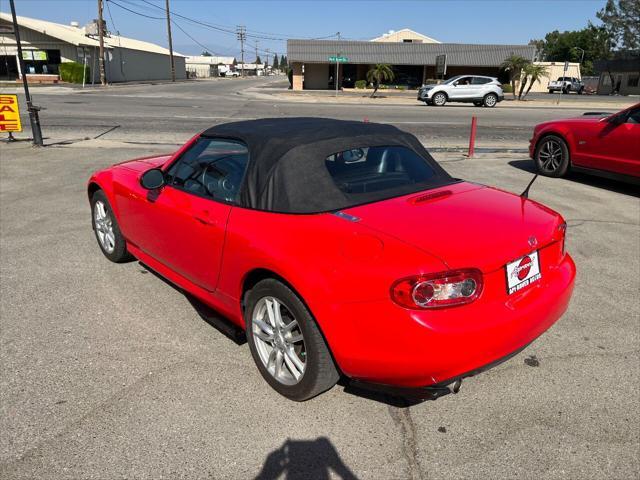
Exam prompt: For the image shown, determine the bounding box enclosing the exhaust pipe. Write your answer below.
[451,379,462,394]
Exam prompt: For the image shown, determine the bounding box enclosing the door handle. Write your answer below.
[194,215,216,226]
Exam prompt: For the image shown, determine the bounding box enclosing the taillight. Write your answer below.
[391,269,483,309]
[558,222,567,256]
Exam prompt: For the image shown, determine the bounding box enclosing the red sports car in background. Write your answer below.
[88,118,575,401]
[530,103,640,182]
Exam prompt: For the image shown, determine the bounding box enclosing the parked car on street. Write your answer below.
[223,70,240,78]
[530,103,640,182]
[88,118,575,401]
[547,76,585,94]
[418,75,504,107]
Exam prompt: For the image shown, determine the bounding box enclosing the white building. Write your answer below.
[185,55,235,78]
[0,12,186,83]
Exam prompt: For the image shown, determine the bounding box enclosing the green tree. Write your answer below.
[256,55,262,65]
[201,51,212,56]
[519,63,549,100]
[530,24,612,75]
[280,55,288,68]
[272,55,279,70]
[500,55,530,99]
[597,0,640,51]
[366,64,394,98]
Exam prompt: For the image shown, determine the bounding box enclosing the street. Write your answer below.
[3,76,636,149]
[1,77,639,480]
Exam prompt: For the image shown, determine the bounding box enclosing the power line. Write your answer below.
[171,20,221,57]
[107,0,164,20]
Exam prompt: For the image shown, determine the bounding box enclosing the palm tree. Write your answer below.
[521,64,549,100]
[366,64,394,98]
[501,55,530,99]
[518,63,534,100]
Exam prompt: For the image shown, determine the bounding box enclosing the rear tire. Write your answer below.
[432,92,447,106]
[91,190,132,263]
[548,90,554,94]
[578,87,584,95]
[483,93,498,107]
[534,135,570,178]
[244,279,339,401]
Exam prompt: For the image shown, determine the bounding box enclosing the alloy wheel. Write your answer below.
[94,200,115,253]
[252,296,306,385]
[484,94,497,107]
[433,93,446,106]
[538,139,564,173]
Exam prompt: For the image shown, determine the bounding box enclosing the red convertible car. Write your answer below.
[89,118,575,401]
[530,103,640,182]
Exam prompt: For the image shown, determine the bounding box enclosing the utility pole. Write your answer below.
[9,0,43,146]
[236,25,246,77]
[165,0,175,82]
[265,48,270,69]
[97,0,106,85]
[254,41,259,64]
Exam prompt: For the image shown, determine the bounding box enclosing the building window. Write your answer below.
[627,75,639,87]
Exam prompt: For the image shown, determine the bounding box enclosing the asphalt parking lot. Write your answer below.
[1,79,639,479]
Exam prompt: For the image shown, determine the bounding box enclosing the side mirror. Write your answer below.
[140,168,165,190]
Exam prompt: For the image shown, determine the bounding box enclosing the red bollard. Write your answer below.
[468,116,477,158]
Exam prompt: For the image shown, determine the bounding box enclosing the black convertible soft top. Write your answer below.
[202,117,453,213]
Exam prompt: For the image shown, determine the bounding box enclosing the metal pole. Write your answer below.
[82,49,87,88]
[468,116,477,158]
[335,60,339,97]
[165,0,175,82]
[9,0,43,146]
[97,0,106,85]
[237,26,246,78]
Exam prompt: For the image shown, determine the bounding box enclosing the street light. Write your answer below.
[573,46,585,64]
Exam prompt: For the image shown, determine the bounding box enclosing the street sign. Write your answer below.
[0,94,23,132]
[436,54,447,77]
[329,56,348,63]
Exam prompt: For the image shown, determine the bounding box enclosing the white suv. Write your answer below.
[418,75,504,107]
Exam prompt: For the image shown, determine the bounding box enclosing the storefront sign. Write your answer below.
[436,54,447,76]
[0,94,23,132]
[21,50,48,61]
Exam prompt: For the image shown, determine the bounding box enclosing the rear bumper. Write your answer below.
[327,252,576,388]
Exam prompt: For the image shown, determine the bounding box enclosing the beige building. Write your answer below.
[371,28,440,44]
[526,62,582,93]
[0,12,186,83]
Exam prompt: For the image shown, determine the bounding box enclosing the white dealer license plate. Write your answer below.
[506,251,542,295]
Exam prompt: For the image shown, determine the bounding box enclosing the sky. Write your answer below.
[4,0,608,59]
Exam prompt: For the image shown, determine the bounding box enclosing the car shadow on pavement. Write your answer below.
[508,160,640,197]
[138,262,434,407]
[137,261,247,345]
[254,437,359,480]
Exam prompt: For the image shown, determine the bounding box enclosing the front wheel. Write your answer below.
[534,135,570,177]
[578,87,584,95]
[483,93,498,107]
[91,191,133,263]
[432,92,447,106]
[245,279,339,401]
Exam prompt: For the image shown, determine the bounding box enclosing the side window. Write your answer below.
[455,76,472,85]
[626,108,640,124]
[471,77,490,85]
[166,138,248,203]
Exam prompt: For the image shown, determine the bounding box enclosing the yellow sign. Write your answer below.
[0,94,22,132]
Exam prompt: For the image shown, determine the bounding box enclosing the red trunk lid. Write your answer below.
[344,182,563,273]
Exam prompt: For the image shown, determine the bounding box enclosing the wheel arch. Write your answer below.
[240,267,345,376]
[88,181,102,200]
[536,130,572,161]
[432,89,448,100]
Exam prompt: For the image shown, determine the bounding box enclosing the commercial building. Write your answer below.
[0,12,185,83]
[185,55,234,78]
[287,29,536,91]
[526,61,582,93]
[594,58,640,96]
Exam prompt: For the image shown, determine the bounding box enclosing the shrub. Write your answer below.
[355,79,367,89]
[501,83,513,93]
[59,62,90,84]
[396,85,407,91]
[378,84,388,90]
[424,78,438,85]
